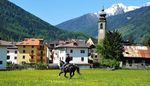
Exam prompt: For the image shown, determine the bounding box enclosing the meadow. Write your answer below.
[0,69,150,86]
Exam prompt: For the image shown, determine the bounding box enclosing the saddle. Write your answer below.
[64,64,70,68]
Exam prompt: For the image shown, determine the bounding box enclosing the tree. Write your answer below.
[97,30,124,68]
[140,34,150,46]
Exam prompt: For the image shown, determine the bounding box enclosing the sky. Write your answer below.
[10,0,150,25]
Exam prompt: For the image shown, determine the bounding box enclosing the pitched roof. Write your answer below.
[86,38,94,46]
[123,46,150,58]
[16,38,43,46]
[0,40,12,46]
[55,39,89,48]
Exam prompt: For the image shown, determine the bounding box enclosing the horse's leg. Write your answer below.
[70,72,73,79]
[71,71,75,77]
[64,72,68,78]
[59,71,63,76]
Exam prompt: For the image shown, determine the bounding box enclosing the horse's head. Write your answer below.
[59,60,65,67]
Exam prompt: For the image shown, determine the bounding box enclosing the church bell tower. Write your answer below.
[98,9,106,42]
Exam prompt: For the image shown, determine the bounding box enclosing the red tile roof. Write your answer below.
[16,38,43,46]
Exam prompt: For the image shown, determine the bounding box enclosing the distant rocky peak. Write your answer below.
[104,3,140,17]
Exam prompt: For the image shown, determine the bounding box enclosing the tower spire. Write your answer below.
[98,8,106,43]
[102,6,104,11]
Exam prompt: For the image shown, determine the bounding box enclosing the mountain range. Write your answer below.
[56,2,150,43]
[0,0,89,41]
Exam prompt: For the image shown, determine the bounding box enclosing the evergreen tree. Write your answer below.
[97,30,124,68]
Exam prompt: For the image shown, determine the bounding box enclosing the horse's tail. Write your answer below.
[76,66,81,75]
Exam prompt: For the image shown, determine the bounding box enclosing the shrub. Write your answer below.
[101,58,120,68]
[36,62,48,70]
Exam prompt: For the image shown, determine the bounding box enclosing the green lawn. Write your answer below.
[0,69,150,86]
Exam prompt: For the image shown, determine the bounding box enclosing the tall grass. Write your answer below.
[0,69,150,86]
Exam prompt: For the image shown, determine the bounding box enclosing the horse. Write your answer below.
[59,60,81,79]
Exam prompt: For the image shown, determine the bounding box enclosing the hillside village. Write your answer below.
[0,9,150,70]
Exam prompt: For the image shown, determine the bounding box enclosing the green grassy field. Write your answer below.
[0,69,150,86]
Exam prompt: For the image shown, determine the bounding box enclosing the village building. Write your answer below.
[0,40,12,69]
[7,42,18,64]
[16,38,48,64]
[50,39,93,68]
[122,46,150,68]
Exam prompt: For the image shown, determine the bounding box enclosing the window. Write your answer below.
[23,56,25,59]
[31,56,34,59]
[23,45,26,48]
[81,57,84,62]
[15,51,17,54]
[31,50,34,53]
[70,50,73,53]
[7,56,10,60]
[7,51,9,53]
[14,57,17,59]
[80,50,85,53]
[100,23,103,29]
[32,46,34,48]
[0,61,3,64]
[23,50,25,53]
[40,57,43,60]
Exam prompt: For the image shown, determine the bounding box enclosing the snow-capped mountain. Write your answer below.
[56,2,150,43]
[143,2,150,7]
[95,3,140,17]
[95,2,150,17]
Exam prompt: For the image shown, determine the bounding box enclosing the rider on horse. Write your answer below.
[61,54,72,70]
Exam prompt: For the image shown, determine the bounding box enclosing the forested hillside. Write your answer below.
[0,0,89,41]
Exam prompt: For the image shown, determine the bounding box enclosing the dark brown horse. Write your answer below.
[59,60,80,79]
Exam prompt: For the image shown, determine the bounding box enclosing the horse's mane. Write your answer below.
[60,60,65,64]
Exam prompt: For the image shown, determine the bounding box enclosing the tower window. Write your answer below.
[100,23,103,29]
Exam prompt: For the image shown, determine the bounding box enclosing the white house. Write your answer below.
[53,40,90,68]
[46,47,52,63]
[0,40,12,69]
[7,44,18,64]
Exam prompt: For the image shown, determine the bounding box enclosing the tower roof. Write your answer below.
[99,9,106,17]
